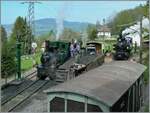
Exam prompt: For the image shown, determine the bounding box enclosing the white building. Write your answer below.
[122,17,149,46]
[97,25,111,38]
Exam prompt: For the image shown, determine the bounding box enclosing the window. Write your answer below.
[67,99,85,112]
[87,103,102,112]
[50,97,65,112]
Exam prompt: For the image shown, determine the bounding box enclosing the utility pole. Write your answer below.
[139,16,143,64]
[21,1,41,54]
[16,33,21,80]
[103,18,105,54]
[103,19,105,39]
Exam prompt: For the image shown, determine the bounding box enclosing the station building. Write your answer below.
[44,61,146,112]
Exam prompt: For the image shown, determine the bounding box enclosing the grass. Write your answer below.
[21,52,41,72]
[144,104,149,112]
[103,40,116,53]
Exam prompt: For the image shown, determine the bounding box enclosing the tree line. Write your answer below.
[108,2,149,35]
[1,16,33,78]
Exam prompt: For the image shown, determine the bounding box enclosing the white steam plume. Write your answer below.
[56,2,69,40]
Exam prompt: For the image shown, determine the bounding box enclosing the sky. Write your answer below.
[1,1,147,25]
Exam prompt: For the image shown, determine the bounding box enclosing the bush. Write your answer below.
[143,47,149,84]
[144,104,149,112]
[1,42,17,78]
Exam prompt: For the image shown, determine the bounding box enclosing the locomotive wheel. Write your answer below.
[49,75,56,80]
[38,76,47,80]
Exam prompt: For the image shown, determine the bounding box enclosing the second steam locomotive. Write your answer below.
[113,33,133,60]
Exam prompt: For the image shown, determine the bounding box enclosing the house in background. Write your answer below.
[97,25,111,38]
[96,20,111,38]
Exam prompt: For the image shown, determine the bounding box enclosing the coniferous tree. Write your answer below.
[1,25,7,43]
[1,26,17,78]
[60,28,81,41]
[108,3,149,35]
[10,16,33,54]
[86,24,97,40]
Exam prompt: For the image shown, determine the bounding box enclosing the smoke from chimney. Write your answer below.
[56,2,69,40]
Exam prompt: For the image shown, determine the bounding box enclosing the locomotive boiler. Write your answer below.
[37,40,70,80]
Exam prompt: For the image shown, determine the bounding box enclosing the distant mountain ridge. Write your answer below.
[3,18,92,37]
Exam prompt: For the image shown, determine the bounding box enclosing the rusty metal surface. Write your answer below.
[59,54,98,69]
[45,61,146,107]
[59,57,75,69]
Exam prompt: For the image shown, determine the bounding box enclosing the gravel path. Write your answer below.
[11,80,58,112]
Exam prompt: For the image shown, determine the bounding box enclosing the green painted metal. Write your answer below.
[47,92,110,112]
[16,42,21,80]
[64,93,67,112]
[49,41,70,64]
[84,97,88,112]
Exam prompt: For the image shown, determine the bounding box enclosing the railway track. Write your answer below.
[1,79,49,112]
[1,71,37,105]
[24,70,37,79]
[1,55,103,112]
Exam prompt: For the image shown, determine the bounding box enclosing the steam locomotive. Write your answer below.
[113,34,133,60]
[37,40,70,80]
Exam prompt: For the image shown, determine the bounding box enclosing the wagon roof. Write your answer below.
[44,61,146,107]
[86,41,103,45]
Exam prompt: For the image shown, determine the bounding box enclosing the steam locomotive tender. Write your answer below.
[113,34,132,60]
[37,40,70,80]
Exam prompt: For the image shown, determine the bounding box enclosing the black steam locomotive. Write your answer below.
[113,33,133,60]
[37,40,70,80]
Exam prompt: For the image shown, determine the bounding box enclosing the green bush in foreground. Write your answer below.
[144,104,149,112]
[143,47,149,84]
[21,52,41,72]
[1,26,17,78]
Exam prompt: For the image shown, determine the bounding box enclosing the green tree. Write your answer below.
[86,24,97,40]
[108,3,149,35]
[35,30,56,49]
[49,30,56,40]
[1,26,17,78]
[10,16,33,54]
[60,28,81,41]
[1,25,7,43]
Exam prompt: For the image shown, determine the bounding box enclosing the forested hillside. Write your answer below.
[108,1,149,34]
[3,18,92,36]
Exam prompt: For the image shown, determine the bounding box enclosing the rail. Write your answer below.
[1,80,49,112]
[1,71,37,105]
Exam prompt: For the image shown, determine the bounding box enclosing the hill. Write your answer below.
[3,18,92,36]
